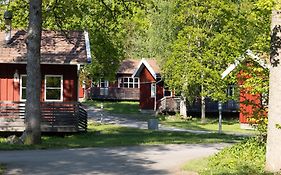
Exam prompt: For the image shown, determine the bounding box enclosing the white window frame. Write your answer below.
[227,85,236,97]
[151,83,156,98]
[163,87,172,97]
[20,74,27,101]
[44,75,63,102]
[118,77,139,88]
[99,79,109,88]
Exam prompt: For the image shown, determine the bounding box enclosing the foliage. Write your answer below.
[124,0,177,62]
[158,114,256,134]
[201,138,268,175]
[0,123,244,150]
[163,0,272,103]
[237,61,269,141]
[0,0,154,81]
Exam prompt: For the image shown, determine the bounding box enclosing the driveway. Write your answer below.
[0,143,229,175]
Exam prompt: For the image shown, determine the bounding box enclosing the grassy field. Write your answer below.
[0,122,245,150]
[182,138,271,175]
[83,100,256,134]
[83,100,140,114]
[159,115,256,134]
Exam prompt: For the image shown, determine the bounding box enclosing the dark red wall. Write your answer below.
[139,67,163,110]
[238,70,265,124]
[0,63,78,102]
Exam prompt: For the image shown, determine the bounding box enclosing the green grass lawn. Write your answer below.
[159,115,256,135]
[0,122,245,150]
[83,100,140,114]
[182,138,270,175]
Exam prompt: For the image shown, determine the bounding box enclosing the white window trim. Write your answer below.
[118,77,139,88]
[163,88,172,97]
[44,75,63,102]
[20,74,27,101]
[99,79,109,88]
[151,83,156,98]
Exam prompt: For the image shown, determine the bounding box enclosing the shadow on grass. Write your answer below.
[0,124,245,150]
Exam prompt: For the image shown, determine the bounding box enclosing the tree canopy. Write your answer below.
[163,0,272,102]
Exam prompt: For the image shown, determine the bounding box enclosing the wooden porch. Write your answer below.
[0,101,87,132]
[90,87,139,101]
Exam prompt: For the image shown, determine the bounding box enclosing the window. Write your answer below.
[45,75,63,101]
[164,87,172,97]
[20,75,27,101]
[151,83,156,97]
[118,77,139,88]
[99,79,109,96]
[99,79,109,88]
[227,85,236,97]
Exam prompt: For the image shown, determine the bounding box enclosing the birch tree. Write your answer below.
[266,7,281,172]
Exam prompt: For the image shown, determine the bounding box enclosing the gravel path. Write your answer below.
[0,143,229,175]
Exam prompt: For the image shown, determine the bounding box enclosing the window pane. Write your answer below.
[124,78,128,82]
[46,89,61,100]
[134,78,139,83]
[124,83,128,88]
[46,77,61,87]
[129,84,133,88]
[22,76,27,87]
[22,88,26,100]
[129,78,133,82]
[135,84,139,88]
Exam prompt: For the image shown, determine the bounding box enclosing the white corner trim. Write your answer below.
[84,30,92,63]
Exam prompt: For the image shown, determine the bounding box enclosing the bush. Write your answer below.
[201,138,268,175]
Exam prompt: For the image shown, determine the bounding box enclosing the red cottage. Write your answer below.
[221,50,268,128]
[132,59,173,111]
[0,30,91,132]
[90,59,140,100]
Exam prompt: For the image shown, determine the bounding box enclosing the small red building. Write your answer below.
[222,50,268,127]
[132,59,171,111]
[90,59,140,100]
[0,30,91,132]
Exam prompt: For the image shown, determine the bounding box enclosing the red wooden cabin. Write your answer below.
[0,30,90,132]
[90,59,140,100]
[132,59,173,111]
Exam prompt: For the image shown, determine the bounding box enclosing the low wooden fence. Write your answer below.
[0,101,87,132]
[158,97,181,114]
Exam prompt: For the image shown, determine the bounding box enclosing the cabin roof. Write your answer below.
[118,59,160,76]
[0,30,91,65]
[132,58,161,79]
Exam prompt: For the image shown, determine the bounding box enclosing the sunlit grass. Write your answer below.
[83,100,140,114]
[0,122,245,150]
[159,115,257,135]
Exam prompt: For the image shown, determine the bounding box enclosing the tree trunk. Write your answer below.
[180,94,187,117]
[24,0,42,145]
[265,10,281,172]
[201,85,206,123]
